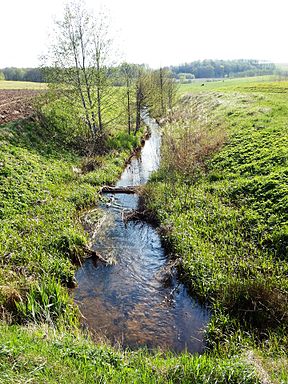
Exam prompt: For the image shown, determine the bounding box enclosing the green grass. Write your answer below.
[0,80,47,89]
[0,324,259,383]
[178,75,277,94]
[144,79,288,381]
[149,81,288,312]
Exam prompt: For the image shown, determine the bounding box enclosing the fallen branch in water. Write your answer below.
[100,185,140,194]
[122,209,150,223]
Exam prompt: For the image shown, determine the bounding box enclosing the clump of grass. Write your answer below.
[158,93,226,181]
[81,156,103,173]
[15,279,78,327]
[162,118,226,179]
[107,130,142,152]
[221,279,288,330]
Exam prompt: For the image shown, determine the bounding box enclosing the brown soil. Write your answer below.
[0,90,41,125]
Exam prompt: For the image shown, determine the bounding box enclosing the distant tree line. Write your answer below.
[1,59,277,84]
[0,67,44,82]
[169,59,276,81]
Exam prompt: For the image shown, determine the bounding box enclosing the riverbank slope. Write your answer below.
[144,80,288,383]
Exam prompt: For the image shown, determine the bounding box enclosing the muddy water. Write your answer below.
[74,112,210,353]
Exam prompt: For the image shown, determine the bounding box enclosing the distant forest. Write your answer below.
[0,67,44,82]
[0,59,276,83]
[169,59,276,81]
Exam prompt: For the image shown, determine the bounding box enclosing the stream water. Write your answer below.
[73,112,210,353]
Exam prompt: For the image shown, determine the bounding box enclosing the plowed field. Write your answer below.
[0,90,41,125]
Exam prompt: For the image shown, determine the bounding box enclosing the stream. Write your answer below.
[73,111,210,353]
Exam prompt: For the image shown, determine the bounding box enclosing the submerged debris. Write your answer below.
[83,246,117,265]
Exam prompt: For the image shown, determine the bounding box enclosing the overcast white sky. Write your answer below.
[1,0,287,68]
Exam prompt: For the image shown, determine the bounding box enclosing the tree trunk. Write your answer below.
[100,185,139,194]
[96,54,103,132]
[127,78,131,135]
[160,67,165,115]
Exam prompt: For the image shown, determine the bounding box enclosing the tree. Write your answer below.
[158,68,177,114]
[45,1,116,150]
[169,59,276,79]
[140,68,177,119]
[119,63,137,134]
[166,72,178,112]
[0,68,43,82]
[2,67,25,81]
[135,68,146,134]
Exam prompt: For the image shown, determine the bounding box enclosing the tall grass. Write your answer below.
[15,279,78,327]
[161,94,226,179]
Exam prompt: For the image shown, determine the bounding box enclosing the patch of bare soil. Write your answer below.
[0,90,41,125]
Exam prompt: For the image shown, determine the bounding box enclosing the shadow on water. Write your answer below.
[73,111,210,353]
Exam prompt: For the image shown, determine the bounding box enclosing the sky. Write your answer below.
[1,0,288,68]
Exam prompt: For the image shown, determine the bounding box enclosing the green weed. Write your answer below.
[15,279,78,327]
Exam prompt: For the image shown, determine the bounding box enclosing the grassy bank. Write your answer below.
[144,80,288,382]
[0,324,259,383]
[0,109,142,324]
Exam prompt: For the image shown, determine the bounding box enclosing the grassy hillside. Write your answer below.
[178,75,278,94]
[144,80,288,382]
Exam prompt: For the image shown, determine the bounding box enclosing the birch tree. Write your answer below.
[45,1,116,150]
